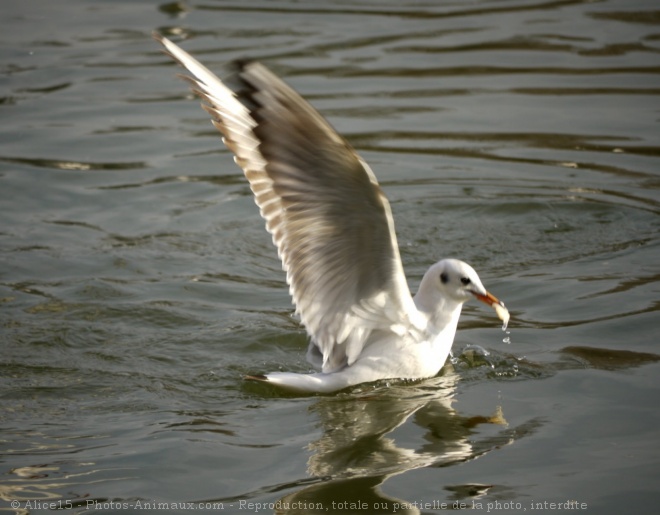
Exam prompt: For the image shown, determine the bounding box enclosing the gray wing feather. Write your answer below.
[155,34,422,373]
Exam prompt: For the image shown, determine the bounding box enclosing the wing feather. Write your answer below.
[155,34,424,372]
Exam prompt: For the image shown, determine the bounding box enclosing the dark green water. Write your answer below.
[1,0,659,513]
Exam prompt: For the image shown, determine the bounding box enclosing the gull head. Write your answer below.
[432,259,488,303]
[420,259,506,311]
[420,258,509,328]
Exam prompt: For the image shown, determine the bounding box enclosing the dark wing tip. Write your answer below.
[231,58,258,73]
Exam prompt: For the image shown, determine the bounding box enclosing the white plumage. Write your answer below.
[155,34,509,393]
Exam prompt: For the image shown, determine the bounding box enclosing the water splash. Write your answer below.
[458,344,495,369]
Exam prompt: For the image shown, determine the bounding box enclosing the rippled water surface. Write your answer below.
[2,0,659,513]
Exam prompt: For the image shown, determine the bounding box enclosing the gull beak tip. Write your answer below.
[473,290,510,329]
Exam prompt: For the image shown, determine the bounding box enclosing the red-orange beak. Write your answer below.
[471,290,503,308]
[472,290,510,328]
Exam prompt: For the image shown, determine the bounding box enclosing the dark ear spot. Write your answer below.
[461,277,471,285]
[440,272,449,284]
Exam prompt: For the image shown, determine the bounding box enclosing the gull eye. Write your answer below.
[460,277,471,285]
[440,272,449,284]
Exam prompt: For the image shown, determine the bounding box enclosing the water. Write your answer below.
[1,0,659,513]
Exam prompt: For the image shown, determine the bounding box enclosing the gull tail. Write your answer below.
[245,371,350,394]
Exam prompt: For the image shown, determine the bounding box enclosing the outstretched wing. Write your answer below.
[155,34,424,372]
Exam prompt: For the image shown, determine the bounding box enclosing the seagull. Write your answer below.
[155,33,509,394]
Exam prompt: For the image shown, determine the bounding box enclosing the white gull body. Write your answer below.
[155,34,509,393]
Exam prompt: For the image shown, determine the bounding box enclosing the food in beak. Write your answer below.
[473,291,510,330]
